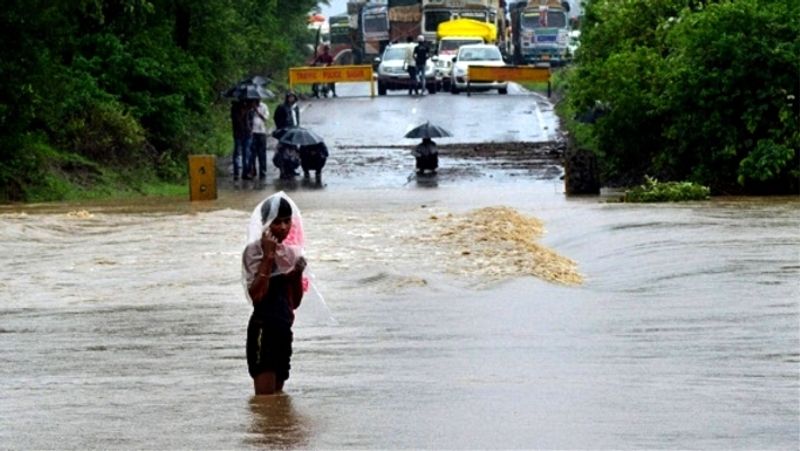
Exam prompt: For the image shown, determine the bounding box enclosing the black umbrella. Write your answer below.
[404,121,453,139]
[278,127,325,147]
[222,83,275,100]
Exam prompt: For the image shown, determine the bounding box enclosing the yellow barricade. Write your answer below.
[467,65,552,96]
[289,65,375,97]
[188,155,217,201]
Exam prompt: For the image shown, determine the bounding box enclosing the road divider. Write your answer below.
[289,65,375,97]
[467,65,552,97]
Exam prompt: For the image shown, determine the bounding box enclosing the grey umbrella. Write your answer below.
[404,121,453,139]
[278,127,325,147]
[222,83,275,100]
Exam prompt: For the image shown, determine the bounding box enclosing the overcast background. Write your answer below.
[319,0,348,17]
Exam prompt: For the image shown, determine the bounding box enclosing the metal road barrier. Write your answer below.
[289,65,375,97]
[467,65,552,97]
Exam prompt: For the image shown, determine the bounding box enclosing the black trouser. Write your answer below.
[407,67,418,93]
[248,133,267,177]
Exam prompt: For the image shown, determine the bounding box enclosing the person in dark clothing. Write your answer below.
[273,92,301,178]
[412,137,438,174]
[242,194,307,395]
[312,45,337,98]
[413,35,430,95]
[299,142,329,182]
[273,145,301,179]
[273,92,300,130]
[403,36,418,95]
[231,100,253,180]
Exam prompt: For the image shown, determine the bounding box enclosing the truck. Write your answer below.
[510,0,571,66]
[346,0,390,64]
[388,0,423,44]
[328,14,357,64]
[421,0,500,43]
[434,18,497,90]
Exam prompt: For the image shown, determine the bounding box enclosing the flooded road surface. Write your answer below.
[2,85,799,449]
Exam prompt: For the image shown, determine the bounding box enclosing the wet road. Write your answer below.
[1,84,799,449]
[301,81,559,146]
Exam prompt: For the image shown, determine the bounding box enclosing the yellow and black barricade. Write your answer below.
[289,65,375,97]
[467,65,552,97]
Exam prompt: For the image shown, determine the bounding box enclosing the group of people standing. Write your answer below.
[231,99,270,180]
[404,35,431,96]
[231,91,328,182]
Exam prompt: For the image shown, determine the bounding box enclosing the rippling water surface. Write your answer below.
[1,182,798,449]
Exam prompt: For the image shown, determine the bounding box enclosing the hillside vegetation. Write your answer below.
[0,0,320,202]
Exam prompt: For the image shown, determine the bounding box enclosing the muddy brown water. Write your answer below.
[2,85,799,448]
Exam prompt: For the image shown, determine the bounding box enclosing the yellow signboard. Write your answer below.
[289,65,375,96]
[468,65,551,83]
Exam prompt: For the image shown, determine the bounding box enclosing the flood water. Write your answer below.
[2,85,799,449]
[1,182,798,449]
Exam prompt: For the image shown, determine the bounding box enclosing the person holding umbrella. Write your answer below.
[277,127,328,182]
[230,100,252,180]
[224,78,274,180]
[405,121,452,175]
[272,92,302,178]
[413,138,438,175]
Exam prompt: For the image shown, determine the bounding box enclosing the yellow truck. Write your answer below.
[433,18,498,91]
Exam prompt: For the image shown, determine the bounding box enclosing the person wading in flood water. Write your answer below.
[242,192,307,395]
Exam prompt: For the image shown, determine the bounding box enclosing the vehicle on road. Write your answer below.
[434,18,497,91]
[510,0,571,66]
[375,43,438,95]
[449,43,507,94]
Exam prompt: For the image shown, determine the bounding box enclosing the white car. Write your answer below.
[433,37,485,90]
[450,44,508,94]
[375,43,438,95]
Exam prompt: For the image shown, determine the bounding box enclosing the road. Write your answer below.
[225,81,564,189]
[300,81,559,146]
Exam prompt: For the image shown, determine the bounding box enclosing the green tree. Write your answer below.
[0,0,323,201]
[568,0,799,194]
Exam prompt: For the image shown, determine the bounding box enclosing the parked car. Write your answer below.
[375,43,439,95]
[450,44,508,94]
[433,36,486,91]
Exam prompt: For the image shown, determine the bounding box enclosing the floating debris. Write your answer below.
[422,206,583,285]
[66,210,94,219]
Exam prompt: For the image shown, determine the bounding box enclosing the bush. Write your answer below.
[624,176,710,202]
[567,0,800,194]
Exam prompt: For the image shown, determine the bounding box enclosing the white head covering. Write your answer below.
[242,191,306,304]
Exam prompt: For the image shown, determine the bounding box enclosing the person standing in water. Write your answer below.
[242,193,307,395]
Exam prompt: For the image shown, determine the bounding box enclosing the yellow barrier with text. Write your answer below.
[289,65,375,97]
[467,65,552,96]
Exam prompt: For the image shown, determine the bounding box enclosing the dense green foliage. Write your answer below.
[624,176,710,202]
[0,0,321,202]
[567,0,799,194]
